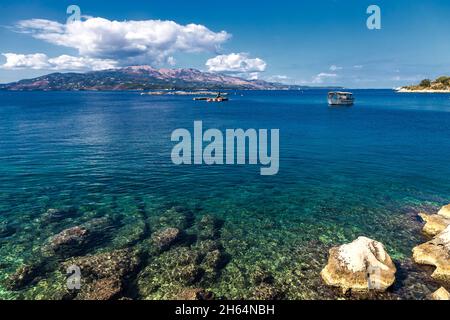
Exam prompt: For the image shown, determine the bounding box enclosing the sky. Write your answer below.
[0,0,449,88]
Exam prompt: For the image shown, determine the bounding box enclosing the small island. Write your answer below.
[397,76,450,93]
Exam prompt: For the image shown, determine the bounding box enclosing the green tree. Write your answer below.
[436,76,450,85]
[420,79,431,87]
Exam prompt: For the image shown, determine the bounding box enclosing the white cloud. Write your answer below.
[271,75,289,80]
[312,72,337,84]
[1,53,49,69]
[353,65,363,69]
[263,74,290,83]
[329,65,343,71]
[17,19,65,34]
[205,53,266,74]
[48,55,118,70]
[1,53,118,71]
[15,17,231,66]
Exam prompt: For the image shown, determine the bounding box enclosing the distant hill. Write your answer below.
[398,76,450,93]
[0,66,311,91]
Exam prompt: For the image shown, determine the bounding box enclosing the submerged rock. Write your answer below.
[77,277,123,300]
[82,217,113,231]
[19,269,75,300]
[194,239,221,254]
[438,204,450,219]
[192,239,227,283]
[41,207,77,223]
[5,264,41,290]
[62,248,140,300]
[320,237,397,292]
[111,218,146,248]
[137,215,227,299]
[155,207,193,230]
[250,267,275,285]
[0,221,15,238]
[251,283,283,300]
[62,248,140,280]
[173,264,203,284]
[151,227,181,252]
[137,247,203,298]
[413,225,450,282]
[202,249,224,271]
[430,287,450,300]
[419,213,450,237]
[172,288,214,300]
[42,226,89,257]
[42,217,113,258]
[198,215,221,240]
[199,249,225,283]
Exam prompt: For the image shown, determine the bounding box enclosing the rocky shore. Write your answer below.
[320,203,450,299]
[2,206,231,300]
[412,205,450,284]
[321,237,396,293]
[1,202,450,300]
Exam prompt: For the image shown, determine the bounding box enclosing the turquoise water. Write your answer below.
[0,90,450,299]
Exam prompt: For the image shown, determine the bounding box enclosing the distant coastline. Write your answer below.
[396,88,450,93]
[397,76,450,93]
[0,65,342,92]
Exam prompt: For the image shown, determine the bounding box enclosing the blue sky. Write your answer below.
[0,0,449,88]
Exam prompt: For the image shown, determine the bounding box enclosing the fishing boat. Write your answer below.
[207,96,228,102]
[327,92,354,106]
[194,92,229,102]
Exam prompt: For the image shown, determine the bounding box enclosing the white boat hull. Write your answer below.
[328,98,354,106]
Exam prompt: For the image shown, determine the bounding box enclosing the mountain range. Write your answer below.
[0,65,311,91]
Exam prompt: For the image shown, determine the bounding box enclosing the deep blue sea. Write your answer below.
[0,89,449,299]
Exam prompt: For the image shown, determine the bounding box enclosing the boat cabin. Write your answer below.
[327,92,355,106]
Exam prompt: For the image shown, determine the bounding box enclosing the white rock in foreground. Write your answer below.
[430,287,450,300]
[438,204,450,219]
[413,225,450,282]
[321,237,396,292]
[419,213,450,237]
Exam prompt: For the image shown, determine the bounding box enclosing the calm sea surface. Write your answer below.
[1,89,450,299]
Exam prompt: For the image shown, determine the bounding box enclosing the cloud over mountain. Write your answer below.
[14,17,231,66]
[1,53,49,70]
[313,72,338,84]
[1,53,118,71]
[205,53,266,78]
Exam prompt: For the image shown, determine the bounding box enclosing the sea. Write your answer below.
[0,89,449,299]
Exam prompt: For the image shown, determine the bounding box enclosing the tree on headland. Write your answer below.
[436,76,450,85]
[402,76,450,91]
[419,79,431,87]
